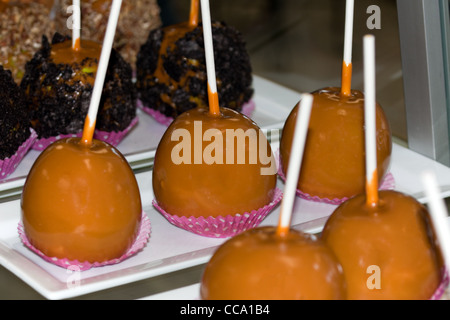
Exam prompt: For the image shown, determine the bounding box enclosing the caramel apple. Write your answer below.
[20,0,143,265]
[152,106,277,218]
[279,88,392,200]
[200,226,347,300]
[321,190,443,299]
[21,137,142,263]
[280,1,391,201]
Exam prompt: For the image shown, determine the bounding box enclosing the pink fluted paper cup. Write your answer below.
[94,116,139,146]
[32,116,139,151]
[0,128,38,179]
[137,99,256,126]
[431,268,449,300]
[276,147,396,205]
[32,132,81,151]
[153,188,283,238]
[277,153,396,205]
[17,211,151,271]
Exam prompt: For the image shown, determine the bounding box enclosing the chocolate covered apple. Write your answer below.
[20,33,136,146]
[135,0,253,122]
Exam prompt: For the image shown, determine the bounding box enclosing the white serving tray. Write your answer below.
[0,75,300,199]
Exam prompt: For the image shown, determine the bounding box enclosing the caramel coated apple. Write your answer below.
[321,190,442,299]
[280,87,392,200]
[152,106,277,218]
[21,137,142,263]
[200,226,347,300]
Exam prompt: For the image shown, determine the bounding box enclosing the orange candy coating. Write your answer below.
[21,138,142,263]
[280,87,392,200]
[321,190,443,299]
[152,106,277,218]
[200,226,347,300]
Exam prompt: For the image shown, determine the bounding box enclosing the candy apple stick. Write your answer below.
[72,0,81,50]
[277,94,313,236]
[81,0,122,146]
[364,34,379,207]
[341,0,354,97]
[200,0,220,116]
[189,0,199,27]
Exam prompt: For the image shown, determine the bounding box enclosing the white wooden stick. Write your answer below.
[72,0,81,49]
[199,0,218,95]
[364,34,377,195]
[85,0,122,130]
[277,94,313,233]
[343,0,354,65]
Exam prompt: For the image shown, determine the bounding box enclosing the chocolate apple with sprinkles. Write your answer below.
[0,65,33,159]
[0,65,37,178]
[20,33,137,149]
[135,14,254,122]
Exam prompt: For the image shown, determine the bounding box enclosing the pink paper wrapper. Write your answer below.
[277,157,396,205]
[430,268,449,300]
[137,99,256,126]
[31,116,139,151]
[0,128,38,179]
[153,188,283,238]
[17,211,151,271]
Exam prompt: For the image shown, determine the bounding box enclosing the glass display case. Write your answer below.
[398,0,450,166]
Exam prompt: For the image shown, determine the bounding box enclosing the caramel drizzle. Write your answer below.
[152,1,203,111]
[189,0,199,27]
[153,23,196,86]
[276,224,289,237]
[73,37,81,51]
[51,39,101,65]
[366,168,379,207]
[81,115,96,146]
[208,84,220,116]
